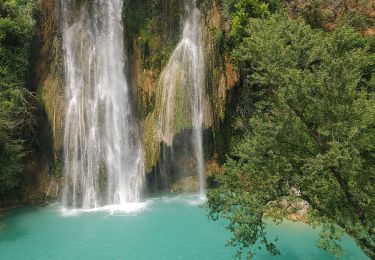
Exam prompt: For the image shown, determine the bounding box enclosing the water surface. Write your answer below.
[0,195,367,259]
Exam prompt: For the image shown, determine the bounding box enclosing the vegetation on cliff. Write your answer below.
[0,0,37,194]
[1,0,374,258]
[206,0,375,258]
[123,0,184,173]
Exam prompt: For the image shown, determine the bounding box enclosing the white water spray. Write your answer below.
[157,1,206,196]
[61,0,144,209]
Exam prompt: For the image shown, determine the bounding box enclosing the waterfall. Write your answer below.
[61,0,144,209]
[157,1,206,196]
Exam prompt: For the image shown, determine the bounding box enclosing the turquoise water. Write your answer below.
[0,195,367,260]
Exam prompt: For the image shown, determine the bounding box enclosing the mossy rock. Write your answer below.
[170,175,200,193]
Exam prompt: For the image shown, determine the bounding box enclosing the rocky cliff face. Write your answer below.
[36,0,65,160]
[27,0,64,204]
[123,0,184,174]
[126,1,236,188]
[14,0,237,206]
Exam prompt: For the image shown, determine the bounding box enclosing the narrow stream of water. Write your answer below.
[156,0,206,196]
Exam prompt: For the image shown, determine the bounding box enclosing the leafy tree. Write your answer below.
[0,0,36,194]
[219,0,279,44]
[285,0,374,31]
[207,15,375,259]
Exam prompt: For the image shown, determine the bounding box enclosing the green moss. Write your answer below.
[137,26,177,70]
[53,160,63,176]
[143,113,160,173]
[123,0,181,62]
[173,77,193,132]
[214,30,225,55]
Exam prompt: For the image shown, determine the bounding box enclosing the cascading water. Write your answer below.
[61,0,144,209]
[157,1,206,196]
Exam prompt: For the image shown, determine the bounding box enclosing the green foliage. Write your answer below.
[207,14,375,259]
[285,0,374,31]
[339,9,371,32]
[215,30,225,55]
[300,0,327,28]
[220,0,272,43]
[123,0,181,70]
[0,0,36,194]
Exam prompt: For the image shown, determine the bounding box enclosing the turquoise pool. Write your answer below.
[0,195,367,259]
